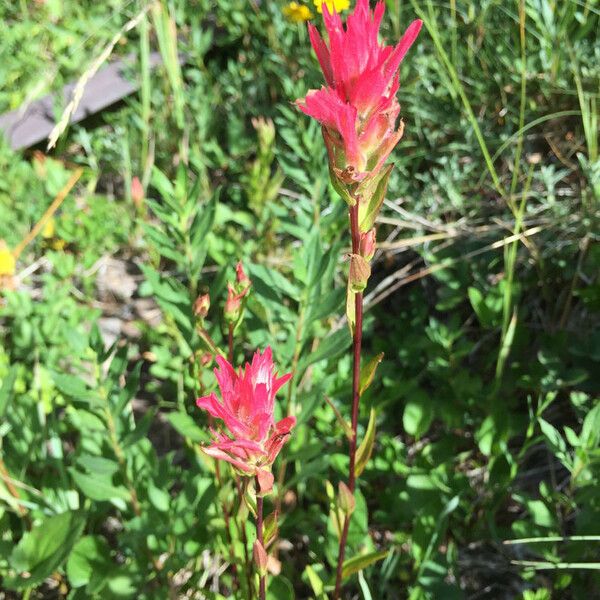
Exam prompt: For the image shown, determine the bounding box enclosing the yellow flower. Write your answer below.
[313,0,350,14]
[42,218,55,239]
[283,1,312,22]
[0,241,15,277]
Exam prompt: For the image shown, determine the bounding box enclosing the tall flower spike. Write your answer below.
[196,347,295,494]
[297,0,421,186]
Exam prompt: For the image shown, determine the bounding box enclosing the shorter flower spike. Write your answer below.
[196,348,295,495]
[131,176,144,208]
[236,261,251,293]
[193,293,210,318]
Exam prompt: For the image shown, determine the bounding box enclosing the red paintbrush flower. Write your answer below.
[296,0,421,184]
[196,347,295,494]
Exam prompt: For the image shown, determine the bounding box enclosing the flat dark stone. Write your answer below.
[0,51,163,151]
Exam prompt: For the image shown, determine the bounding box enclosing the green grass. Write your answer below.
[0,1,599,598]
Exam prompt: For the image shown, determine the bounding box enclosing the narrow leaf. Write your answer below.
[342,549,388,580]
[325,396,353,441]
[355,408,376,478]
[359,353,384,395]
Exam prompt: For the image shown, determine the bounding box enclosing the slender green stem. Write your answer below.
[505,535,600,544]
[510,0,527,197]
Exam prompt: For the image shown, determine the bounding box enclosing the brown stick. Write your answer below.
[0,456,28,518]
[13,168,83,260]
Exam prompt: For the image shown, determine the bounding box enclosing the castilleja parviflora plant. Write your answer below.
[296,0,421,597]
[195,264,295,599]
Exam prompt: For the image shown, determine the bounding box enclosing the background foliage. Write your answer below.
[0,0,599,598]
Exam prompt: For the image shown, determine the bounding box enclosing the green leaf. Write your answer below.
[298,327,352,374]
[325,396,353,441]
[355,408,376,478]
[0,365,17,419]
[341,549,388,580]
[403,391,433,439]
[357,164,393,232]
[76,455,120,477]
[306,287,345,326]
[51,371,98,404]
[539,418,572,470]
[468,287,494,328]
[346,285,355,335]
[7,511,85,589]
[304,564,326,598]
[66,535,112,589]
[247,263,300,302]
[148,483,170,512]
[267,575,294,600]
[359,353,384,395]
[69,468,130,505]
[166,411,206,443]
[263,511,278,547]
[580,403,600,449]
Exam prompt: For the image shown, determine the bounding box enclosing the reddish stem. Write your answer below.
[255,477,266,600]
[333,203,364,600]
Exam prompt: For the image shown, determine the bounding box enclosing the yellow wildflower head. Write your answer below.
[313,0,350,14]
[42,218,55,239]
[0,241,15,277]
[283,1,312,22]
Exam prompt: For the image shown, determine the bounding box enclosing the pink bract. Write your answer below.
[296,0,421,179]
[196,347,294,494]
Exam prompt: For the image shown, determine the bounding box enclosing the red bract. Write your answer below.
[297,0,421,182]
[196,347,295,494]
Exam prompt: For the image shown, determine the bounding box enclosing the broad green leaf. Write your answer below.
[7,511,85,589]
[247,263,300,302]
[341,549,388,580]
[298,327,352,374]
[306,287,345,326]
[403,392,433,439]
[148,483,170,512]
[166,411,206,443]
[51,371,98,404]
[267,575,294,600]
[69,468,130,505]
[76,455,120,477]
[355,408,376,478]
[359,353,384,395]
[66,535,112,588]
